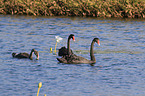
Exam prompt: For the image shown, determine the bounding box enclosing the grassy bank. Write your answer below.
[0,0,145,18]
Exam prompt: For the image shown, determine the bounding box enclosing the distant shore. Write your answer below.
[0,0,145,18]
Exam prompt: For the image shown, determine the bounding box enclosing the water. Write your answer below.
[0,15,145,96]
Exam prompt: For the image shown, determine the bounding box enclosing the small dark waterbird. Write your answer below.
[58,34,75,56]
[12,49,39,60]
[57,38,100,64]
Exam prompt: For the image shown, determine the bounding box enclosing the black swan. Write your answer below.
[57,38,100,64]
[12,49,39,60]
[58,34,75,56]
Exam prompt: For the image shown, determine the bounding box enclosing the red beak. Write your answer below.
[73,36,75,41]
[97,40,100,46]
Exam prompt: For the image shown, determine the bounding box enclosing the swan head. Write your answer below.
[34,50,39,60]
[31,49,35,52]
[69,34,75,41]
[12,53,16,57]
[31,49,39,60]
[94,38,100,46]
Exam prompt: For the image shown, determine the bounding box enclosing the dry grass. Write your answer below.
[0,0,145,18]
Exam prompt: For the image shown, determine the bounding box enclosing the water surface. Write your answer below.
[0,15,145,96]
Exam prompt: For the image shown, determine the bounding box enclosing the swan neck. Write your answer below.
[67,37,71,55]
[90,40,96,61]
[29,50,33,60]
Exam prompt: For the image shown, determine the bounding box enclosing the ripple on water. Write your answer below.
[0,15,145,96]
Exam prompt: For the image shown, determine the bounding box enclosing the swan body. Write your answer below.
[57,54,95,64]
[58,34,75,56]
[57,38,100,64]
[12,49,39,60]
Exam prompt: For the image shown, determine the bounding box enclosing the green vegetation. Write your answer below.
[0,0,145,18]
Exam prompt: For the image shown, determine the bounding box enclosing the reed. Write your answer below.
[0,0,145,18]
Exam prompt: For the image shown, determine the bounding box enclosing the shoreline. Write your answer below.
[0,0,145,18]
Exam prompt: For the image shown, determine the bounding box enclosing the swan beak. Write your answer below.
[36,56,39,60]
[73,36,75,41]
[34,51,39,60]
[97,40,100,46]
[36,53,39,60]
[36,54,39,60]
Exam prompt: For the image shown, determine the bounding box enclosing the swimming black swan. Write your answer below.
[57,38,100,64]
[12,49,39,60]
[58,34,75,56]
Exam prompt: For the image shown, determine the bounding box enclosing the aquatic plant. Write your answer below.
[37,82,42,96]
[55,36,63,43]
[50,47,53,53]
[54,36,63,53]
